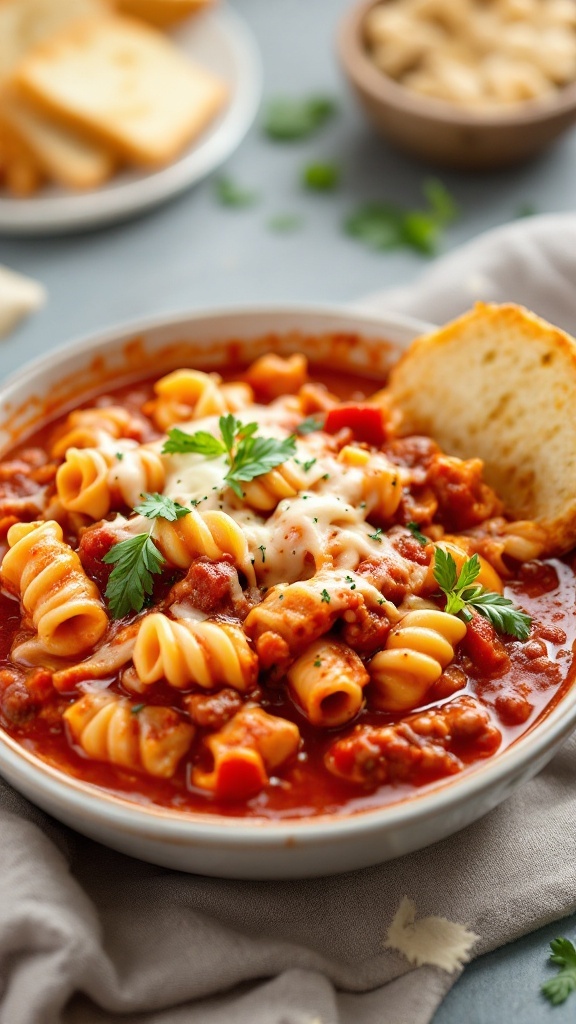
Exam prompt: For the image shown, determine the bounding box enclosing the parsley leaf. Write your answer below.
[321,589,331,603]
[162,429,226,457]
[303,161,340,191]
[542,938,576,1006]
[163,416,296,500]
[215,176,259,208]
[297,414,325,435]
[345,178,458,256]
[264,96,337,140]
[103,533,164,619]
[433,548,531,640]
[407,521,428,546]
[368,528,383,543]
[135,493,191,522]
[268,213,303,233]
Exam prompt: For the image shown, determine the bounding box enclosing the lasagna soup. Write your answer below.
[0,350,574,819]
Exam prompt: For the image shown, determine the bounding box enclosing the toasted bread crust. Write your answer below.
[387,302,576,556]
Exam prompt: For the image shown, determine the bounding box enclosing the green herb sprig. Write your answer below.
[103,493,190,619]
[345,178,458,256]
[264,96,337,140]
[163,414,296,499]
[542,938,576,1006]
[433,548,531,640]
[215,177,259,208]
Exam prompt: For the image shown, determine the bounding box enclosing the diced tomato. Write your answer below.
[463,612,510,677]
[215,750,268,800]
[324,404,387,446]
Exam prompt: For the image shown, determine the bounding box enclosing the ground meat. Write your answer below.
[184,688,244,729]
[78,521,119,590]
[339,606,391,657]
[0,447,55,520]
[166,556,257,620]
[355,555,413,605]
[0,667,53,726]
[326,694,501,787]
[389,530,431,566]
[462,613,511,678]
[383,436,440,477]
[425,455,503,531]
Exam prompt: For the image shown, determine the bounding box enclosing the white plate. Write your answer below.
[0,4,262,236]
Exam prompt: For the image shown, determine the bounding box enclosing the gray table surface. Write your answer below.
[0,0,575,1020]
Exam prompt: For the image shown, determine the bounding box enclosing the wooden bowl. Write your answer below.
[337,0,576,170]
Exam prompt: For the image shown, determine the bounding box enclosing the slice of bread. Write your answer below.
[0,115,44,195]
[13,15,229,166]
[0,0,109,84]
[115,0,213,28]
[386,303,576,555]
[2,89,115,189]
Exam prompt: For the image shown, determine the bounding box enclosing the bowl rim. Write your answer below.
[337,0,576,129]
[0,301,575,847]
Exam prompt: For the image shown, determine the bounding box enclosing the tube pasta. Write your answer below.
[133,613,258,691]
[56,445,165,519]
[64,690,194,778]
[51,406,142,458]
[146,368,253,431]
[287,637,369,727]
[369,609,467,712]
[1,520,108,656]
[191,705,300,799]
[152,509,256,585]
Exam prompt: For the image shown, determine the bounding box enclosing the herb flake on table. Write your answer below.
[263,96,338,140]
[433,548,532,640]
[268,213,304,233]
[344,178,458,255]
[303,161,340,191]
[541,937,576,1006]
[215,176,259,208]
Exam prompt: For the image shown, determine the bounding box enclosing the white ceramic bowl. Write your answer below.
[1,305,575,879]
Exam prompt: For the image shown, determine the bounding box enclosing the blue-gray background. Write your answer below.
[0,1,574,1019]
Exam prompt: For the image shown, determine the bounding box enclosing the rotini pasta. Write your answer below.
[369,609,467,712]
[145,368,253,431]
[152,508,256,585]
[133,613,258,691]
[56,444,165,519]
[51,405,143,458]
[241,459,309,512]
[64,690,194,778]
[1,520,108,656]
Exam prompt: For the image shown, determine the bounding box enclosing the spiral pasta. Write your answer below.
[337,446,404,521]
[369,609,467,712]
[1,520,108,656]
[133,613,258,691]
[287,637,369,727]
[422,540,504,595]
[56,444,165,519]
[51,405,142,458]
[241,459,309,512]
[146,368,253,431]
[191,705,300,799]
[152,509,256,585]
[64,690,194,778]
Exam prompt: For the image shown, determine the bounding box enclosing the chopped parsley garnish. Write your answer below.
[313,658,322,668]
[368,527,383,543]
[433,548,531,640]
[264,95,337,140]
[345,574,357,590]
[163,414,296,499]
[542,938,576,1006]
[115,452,124,461]
[268,213,303,233]
[321,589,331,603]
[407,521,428,546]
[258,545,266,563]
[313,517,318,524]
[344,178,458,256]
[103,492,193,619]
[135,493,191,522]
[297,414,325,435]
[131,703,145,714]
[303,161,339,191]
[303,458,317,471]
[215,176,259,208]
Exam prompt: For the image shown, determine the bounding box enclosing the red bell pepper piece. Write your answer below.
[324,403,387,445]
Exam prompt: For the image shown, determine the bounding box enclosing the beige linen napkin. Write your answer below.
[1,216,576,1024]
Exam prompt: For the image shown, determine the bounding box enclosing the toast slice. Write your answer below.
[0,115,44,195]
[115,0,213,28]
[0,0,109,84]
[13,15,229,166]
[386,303,576,555]
[2,89,115,190]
